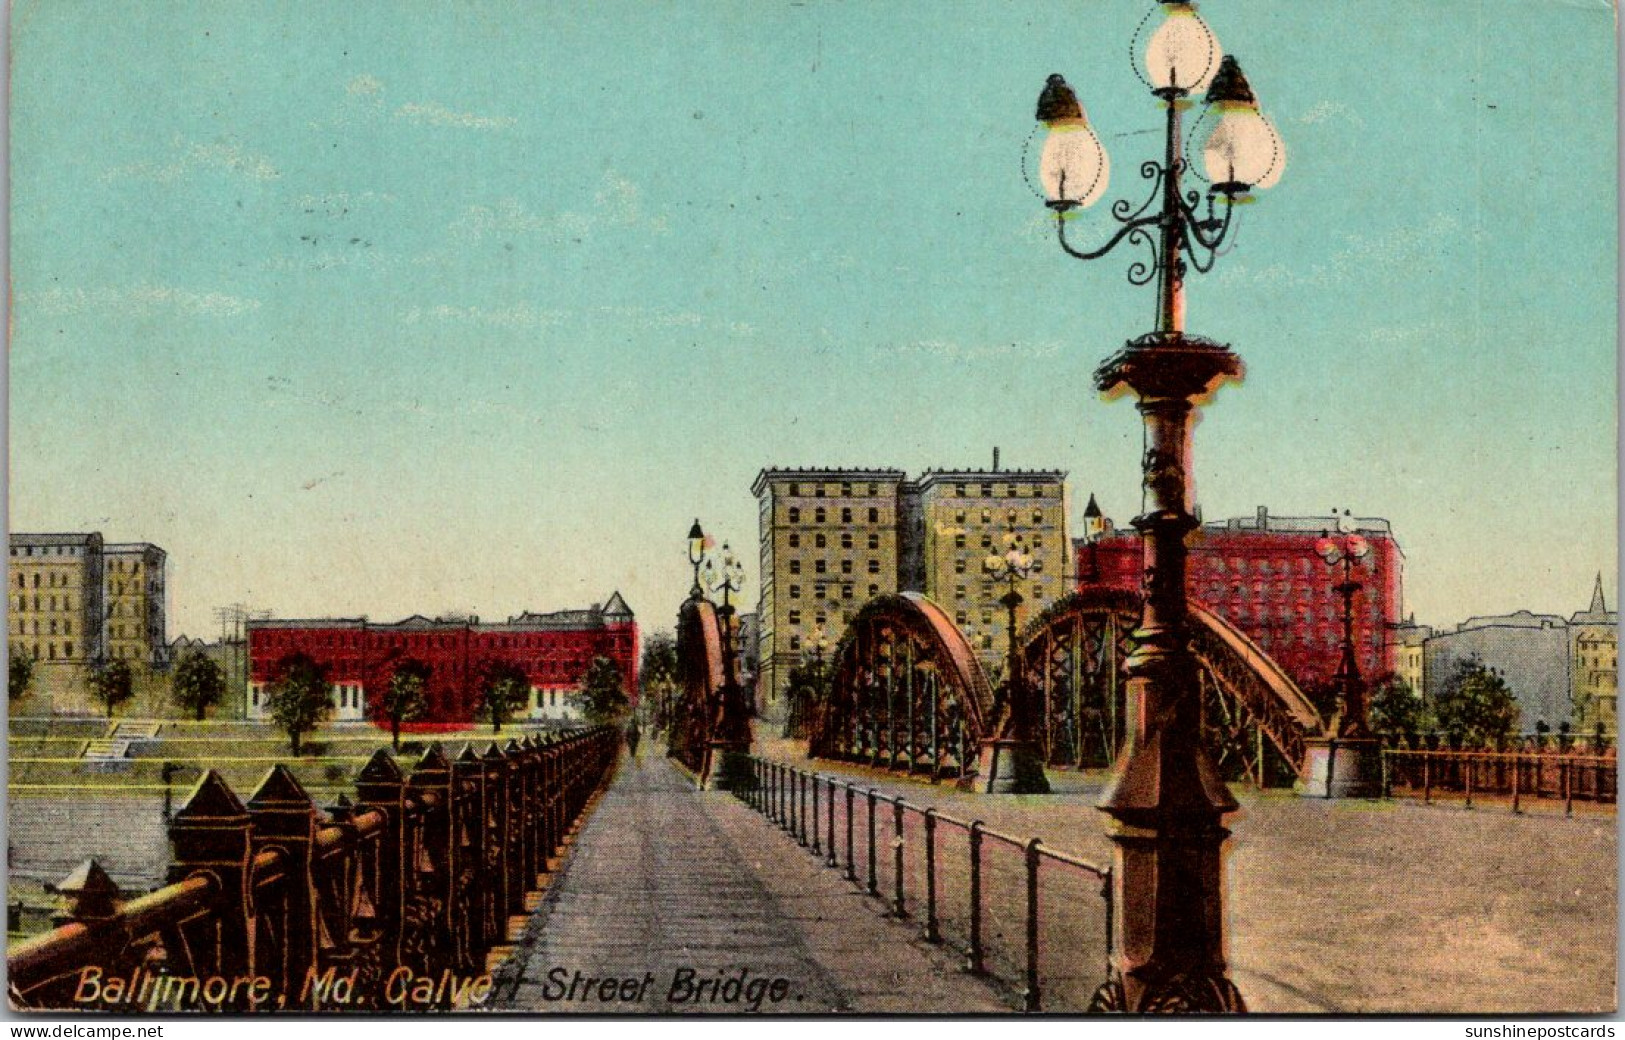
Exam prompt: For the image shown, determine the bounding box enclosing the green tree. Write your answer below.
[478,660,529,735]
[638,634,678,735]
[265,652,332,756]
[784,657,830,739]
[572,656,630,726]
[1367,673,1432,738]
[89,659,136,719]
[1433,657,1520,748]
[373,658,430,751]
[9,651,34,703]
[170,650,227,721]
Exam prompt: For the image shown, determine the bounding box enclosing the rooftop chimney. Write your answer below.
[992,447,1000,472]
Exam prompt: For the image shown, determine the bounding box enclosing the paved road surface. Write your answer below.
[497,753,1007,1013]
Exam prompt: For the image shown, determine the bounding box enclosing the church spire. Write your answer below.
[1590,571,1607,615]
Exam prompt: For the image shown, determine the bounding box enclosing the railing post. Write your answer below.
[891,797,907,918]
[811,773,821,855]
[1023,838,1041,1013]
[1464,753,1473,810]
[826,777,838,868]
[247,765,320,1008]
[866,788,880,897]
[845,784,857,883]
[923,808,940,943]
[167,771,255,1005]
[967,820,985,975]
[1512,754,1522,815]
[801,772,811,847]
[409,745,455,978]
[1102,866,1115,985]
[1423,753,1432,804]
[1380,750,1390,799]
[1564,759,1573,817]
[454,746,494,955]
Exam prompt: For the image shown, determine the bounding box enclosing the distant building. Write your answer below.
[913,468,1071,672]
[751,468,909,709]
[752,459,1072,706]
[246,593,638,725]
[1568,574,1617,737]
[1424,611,1572,732]
[1078,504,1405,693]
[103,543,168,668]
[1391,616,1432,697]
[7,533,105,671]
[735,612,761,700]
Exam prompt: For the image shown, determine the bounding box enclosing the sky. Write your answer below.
[8,0,1617,640]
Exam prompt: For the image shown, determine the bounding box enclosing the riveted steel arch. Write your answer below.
[672,596,725,776]
[1020,589,1328,781]
[810,593,993,781]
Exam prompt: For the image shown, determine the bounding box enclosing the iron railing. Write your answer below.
[8,727,618,1012]
[735,756,1114,1012]
[1382,749,1616,815]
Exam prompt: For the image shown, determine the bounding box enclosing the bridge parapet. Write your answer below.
[7,728,617,1012]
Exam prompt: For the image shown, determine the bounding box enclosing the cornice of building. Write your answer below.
[915,469,1067,489]
[751,467,908,496]
[10,532,104,546]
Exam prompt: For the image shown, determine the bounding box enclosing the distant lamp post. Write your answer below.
[975,528,1051,794]
[1030,0,1287,1013]
[1302,511,1383,798]
[700,541,753,790]
[1083,493,1106,584]
[687,519,708,599]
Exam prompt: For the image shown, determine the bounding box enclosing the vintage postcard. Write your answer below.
[4,0,1617,1019]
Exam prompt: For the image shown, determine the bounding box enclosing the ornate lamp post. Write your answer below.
[700,541,753,790]
[976,529,1051,793]
[1302,512,1382,797]
[687,519,708,600]
[1031,1,1286,1013]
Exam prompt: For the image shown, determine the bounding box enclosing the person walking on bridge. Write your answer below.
[625,717,642,764]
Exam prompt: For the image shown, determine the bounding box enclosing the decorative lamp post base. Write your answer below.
[700,741,756,792]
[974,738,1051,794]
[1299,736,1383,799]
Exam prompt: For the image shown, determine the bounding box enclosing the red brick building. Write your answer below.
[1077,505,1403,692]
[246,592,637,727]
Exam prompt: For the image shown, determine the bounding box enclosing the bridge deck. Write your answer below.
[497,751,1007,1013]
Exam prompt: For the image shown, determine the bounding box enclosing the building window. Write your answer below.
[816,534,827,548]
[790,560,801,575]
[841,482,852,496]
[956,610,967,625]
[841,507,852,523]
[955,535,966,549]
[815,507,826,523]
[789,533,800,548]
[788,610,801,626]
[868,534,879,549]
[790,636,802,651]
[846,585,857,600]
[815,585,826,600]
[815,560,827,574]
[981,483,992,497]
[982,509,992,523]
[981,535,992,548]
[841,560,853,574]
[955,558,966,574]
[842,533,853,549]
[956,585,966,600]
[868,508,879,523]
[815,486,826,498]
[788,483,799,496]
[955,485,966,497]
[790,585,801,599]
[1032,510,1043,524]
[868,559,880,574]
[64,641,73,657]
[789,507,801,524]
[867,584,878,598]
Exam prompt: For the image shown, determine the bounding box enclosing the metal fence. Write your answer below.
[1382,749,1617,814]
[8,727,618,1012]
[735,756,1115,1012]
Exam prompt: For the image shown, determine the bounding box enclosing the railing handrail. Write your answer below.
[1382,748,1616,765]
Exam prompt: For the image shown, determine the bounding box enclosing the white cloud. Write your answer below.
[346,74,384,98]
[403,303,565,330]
[18,285,261,318]
[103,136,279,183]
[450,172,669,244]
[395,101,516,131]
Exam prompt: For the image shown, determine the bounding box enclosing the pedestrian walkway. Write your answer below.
[497,752,1007,1013]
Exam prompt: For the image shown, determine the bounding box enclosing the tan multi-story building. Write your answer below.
[752,468,907,711]
[1392,617,1431,697]
[751,462,1071,708]
[1569,574,1617,737]
[8,533,106,669]
[103,543,169,668]
[915,469,1071,676]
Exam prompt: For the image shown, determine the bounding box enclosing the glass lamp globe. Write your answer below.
[1035,74,1110,210]
[1144,2,1221,94]
[1200,56,1285,192]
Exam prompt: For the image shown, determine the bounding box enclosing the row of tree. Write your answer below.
[8,648,631,755]
[1367,656,1523,747]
